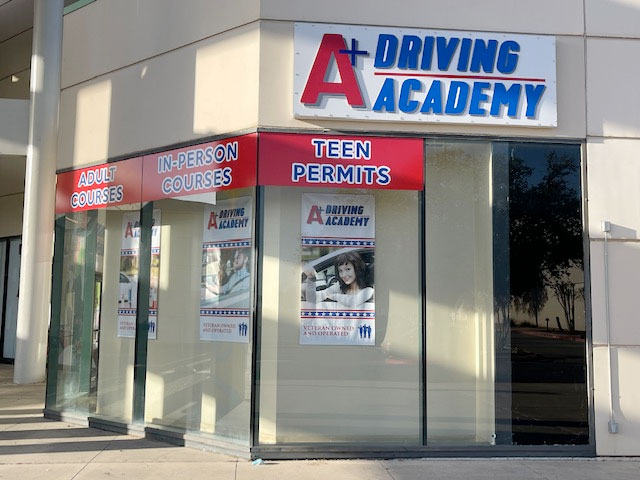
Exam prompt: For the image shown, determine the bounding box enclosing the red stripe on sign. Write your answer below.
[374,72,546,82]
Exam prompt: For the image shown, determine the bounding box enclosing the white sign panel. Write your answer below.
[200,197,253,343]
[117,210,161,339]
[300,194,375,346]
[294,23,557,127]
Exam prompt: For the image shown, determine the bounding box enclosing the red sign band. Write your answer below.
[258,133,423,190]
[141,133,257,202]
[56,133,424,213]
[55,157,142,214]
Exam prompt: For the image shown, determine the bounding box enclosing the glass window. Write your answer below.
[94,206,144,423]
[497,142,588,445]
[425,140,495,445]
[424,140,587,447]
[47,136,588,452]
[47,205,141,422]
[48,211,102,414]
[143,188,255,444]
[257,187,422,444]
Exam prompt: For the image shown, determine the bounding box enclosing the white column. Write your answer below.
[14,0,64,384]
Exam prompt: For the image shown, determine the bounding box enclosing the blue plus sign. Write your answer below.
[339,38,369,66]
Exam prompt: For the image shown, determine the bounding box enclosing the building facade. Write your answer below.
[2,0,640,458]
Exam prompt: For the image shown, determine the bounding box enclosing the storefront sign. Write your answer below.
[294,23,557,127]
[200,197,253,343]
[300,193,375,346]
[55,158,142,213]
[117,210,161,339]
[141,134,257,201]
[259,133,423,190]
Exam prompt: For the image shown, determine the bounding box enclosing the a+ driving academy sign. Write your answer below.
[294,23,557,127]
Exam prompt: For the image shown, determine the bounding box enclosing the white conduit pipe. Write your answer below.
[601,220,618,434]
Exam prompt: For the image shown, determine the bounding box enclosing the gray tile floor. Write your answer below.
[1,364,638,479]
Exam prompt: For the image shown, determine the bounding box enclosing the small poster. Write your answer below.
[117,210,161,339]
[200,197,252,343]
[300,193,375,345]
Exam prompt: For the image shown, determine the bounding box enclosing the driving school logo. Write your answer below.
[301,34,367,107]
[295,24,557,126]
[306,203,371,227]
[206,207,249,230]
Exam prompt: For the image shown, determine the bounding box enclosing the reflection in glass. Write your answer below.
[48,206,142,423]
[504,143,588,445]
[49,211,101,414]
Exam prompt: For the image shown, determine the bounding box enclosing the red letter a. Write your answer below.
[207,211,218,230]
[301,34,364,107]
[306,205,324,225]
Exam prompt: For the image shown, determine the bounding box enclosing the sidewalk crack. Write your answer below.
[520,460,552,480]
[380,460,398,480]
[69,433,115,480]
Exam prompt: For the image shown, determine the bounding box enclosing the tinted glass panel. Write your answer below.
[502,143,588,445]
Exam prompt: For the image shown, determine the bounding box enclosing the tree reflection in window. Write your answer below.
[507,143,588,445]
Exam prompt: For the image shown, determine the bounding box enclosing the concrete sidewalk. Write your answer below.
[1,364,639,480]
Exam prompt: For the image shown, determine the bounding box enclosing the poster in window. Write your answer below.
[300,193,375,345]
[200,197,252,343]
[117,210,161,339]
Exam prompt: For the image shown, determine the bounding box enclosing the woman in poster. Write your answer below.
[303,250,373,308]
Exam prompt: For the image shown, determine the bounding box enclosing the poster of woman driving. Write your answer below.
[301,193,375,346]
[200,196,252,343]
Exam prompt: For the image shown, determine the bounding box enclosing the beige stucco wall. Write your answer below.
[585,0,640,451]
[259,0,585,35]
[61,0,261,89]
[0,99,29,155]
[588,149,640,454]
[57,2,261,170]
[0,194,24,238]
[0,30,31,101]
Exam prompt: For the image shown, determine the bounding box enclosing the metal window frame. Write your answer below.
[132,202,153,424]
